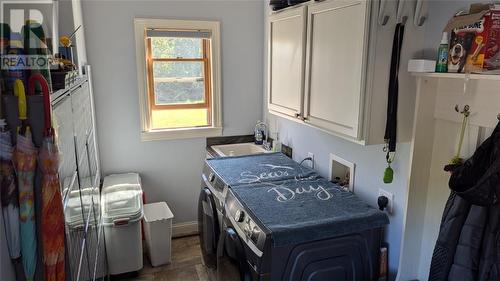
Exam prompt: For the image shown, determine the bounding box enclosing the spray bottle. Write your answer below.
[435,32,449,73]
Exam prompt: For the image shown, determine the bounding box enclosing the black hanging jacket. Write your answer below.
[429,122,500,281]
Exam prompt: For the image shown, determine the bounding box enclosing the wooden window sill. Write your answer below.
[141,126,222,141]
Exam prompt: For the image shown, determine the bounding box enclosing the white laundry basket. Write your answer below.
[143,202,174,266]
[102,173,143,275]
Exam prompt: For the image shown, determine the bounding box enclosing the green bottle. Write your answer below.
[435,32,449,73]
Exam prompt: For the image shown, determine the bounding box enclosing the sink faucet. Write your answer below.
[254,121,268,146]
[255,120,271,150]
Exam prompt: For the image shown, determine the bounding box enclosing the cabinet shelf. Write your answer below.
[411,72,500,81]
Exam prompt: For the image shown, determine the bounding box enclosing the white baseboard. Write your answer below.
[172,221,198,238]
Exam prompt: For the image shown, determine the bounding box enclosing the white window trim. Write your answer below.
[134,18,223,141]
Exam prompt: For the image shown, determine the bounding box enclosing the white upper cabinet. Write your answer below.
[304,0,369,139]
[267,0,420,145]
[268,6,307,118]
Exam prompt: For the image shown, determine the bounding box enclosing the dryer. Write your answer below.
[198,153,314,270]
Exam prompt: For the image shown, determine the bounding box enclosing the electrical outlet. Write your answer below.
[307,152,314,169]
[378,188,394,214]
[281,144,292,158]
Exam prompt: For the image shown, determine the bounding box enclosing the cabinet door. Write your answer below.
[268,6,307,118]
[304,0,369,139]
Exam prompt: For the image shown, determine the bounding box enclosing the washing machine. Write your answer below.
[218,185,386,281]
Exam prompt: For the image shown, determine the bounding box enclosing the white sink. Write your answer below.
[212,142,269,157]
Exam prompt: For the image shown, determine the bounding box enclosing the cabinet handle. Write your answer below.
[294,113,308,121]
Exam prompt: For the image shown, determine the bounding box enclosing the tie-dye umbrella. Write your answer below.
[30,74,65,281]
[1,121,21,260]
[12,79,37,281]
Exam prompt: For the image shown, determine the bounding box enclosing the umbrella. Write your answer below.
[1,75,21,261]
[13,79,37,281]
[1,127,21,260]
[30,74,65,281]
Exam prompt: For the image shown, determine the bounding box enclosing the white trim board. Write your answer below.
[133,18,223,141]
[172,221,198,238]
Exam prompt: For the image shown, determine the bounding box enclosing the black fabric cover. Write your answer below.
[206,153,318,187]
[429,122,500,281]
[207,153,388,247]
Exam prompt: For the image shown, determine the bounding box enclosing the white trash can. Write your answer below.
[102,173,143,275]
[143,202,174,266]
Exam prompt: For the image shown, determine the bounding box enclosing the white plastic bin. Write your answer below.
[143,202,174,266]
[101,173,143,275]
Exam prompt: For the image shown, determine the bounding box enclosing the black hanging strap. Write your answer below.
[384,23,405,153]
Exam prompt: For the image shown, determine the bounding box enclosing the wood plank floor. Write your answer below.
[130,235,214,281]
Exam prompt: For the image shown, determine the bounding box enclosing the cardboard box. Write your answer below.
[447,5,500,72]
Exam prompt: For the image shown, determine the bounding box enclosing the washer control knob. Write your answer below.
[208,172,215,182]
[234,210,245,222]
[252,226,260,235]
[251,226,260,241]
[244,225,252,236]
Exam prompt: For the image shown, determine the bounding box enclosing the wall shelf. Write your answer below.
[411,72,500,81]
[398,73,500,280]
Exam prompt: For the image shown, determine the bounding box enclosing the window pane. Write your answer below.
[151,37,202,59]
[151,108,209,129]
[154,81,205,105]
[153,61,203,78]
[153,61,205,105]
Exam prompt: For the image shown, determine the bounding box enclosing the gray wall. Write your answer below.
[81,0,264,224]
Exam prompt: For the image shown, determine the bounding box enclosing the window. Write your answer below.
[134,19,222,141]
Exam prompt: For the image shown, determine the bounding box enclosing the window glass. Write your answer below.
[151,37,203,59]
[145,34,213,130]
[153,61,204,78]
[152,61,205,106]
[151,108,209,129]
[154,80,205,106]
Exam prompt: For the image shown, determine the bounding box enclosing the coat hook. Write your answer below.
[378,0,390,26]
[396,0,407,24]
[455,104,470,117]
[416,16,426,26]
[413,0,427,26]
[380,15,389,26]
